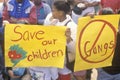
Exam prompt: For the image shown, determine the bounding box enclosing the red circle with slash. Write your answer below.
[78,20,117,63]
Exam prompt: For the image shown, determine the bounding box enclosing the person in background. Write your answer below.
[73,0,100,13]
[0,10,4,80]
[42,0,54,8]
[3,0,37,24]
[85,0,100,14]
[100,0,120,13]
[71,2,95,24]
[97,7,120,80]
[71,0,100,24]
[33,0,51,25]
[117,9,120,14]
[99,7,114,15]
[0,0,9,79]
[2,0,37,80]
[0,0,7,79]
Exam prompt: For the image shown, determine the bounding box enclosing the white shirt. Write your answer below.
[44,13,77,61]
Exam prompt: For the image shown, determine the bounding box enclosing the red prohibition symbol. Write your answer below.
[78,20,117,63]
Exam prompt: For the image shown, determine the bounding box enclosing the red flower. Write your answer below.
[8,50,22,60]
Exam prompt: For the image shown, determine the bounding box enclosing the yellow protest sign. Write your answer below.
[74,15,120,71]
[5,24,66,68]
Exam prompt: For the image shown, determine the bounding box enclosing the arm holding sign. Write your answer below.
[66,21,77,62]
[65,28,73,44]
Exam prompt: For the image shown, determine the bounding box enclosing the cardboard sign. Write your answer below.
[74,15,120,71]
[5,24,66,68]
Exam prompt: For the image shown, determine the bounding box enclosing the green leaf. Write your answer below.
[9,45,14,50]
[11,59,19,63]
[13,45,18,50]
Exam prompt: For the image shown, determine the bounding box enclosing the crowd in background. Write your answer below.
[0,0,120,80]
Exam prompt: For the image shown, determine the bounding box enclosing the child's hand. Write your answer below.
[65,28,73,43]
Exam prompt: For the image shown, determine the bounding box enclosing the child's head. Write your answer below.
[52,1,70,20]
[117,9,120,14]
[99,7,114,15]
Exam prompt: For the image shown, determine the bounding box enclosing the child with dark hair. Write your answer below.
[99,7,114,15]
[44,1,77,80]
[117,9,120,14]
[52,1,77,80]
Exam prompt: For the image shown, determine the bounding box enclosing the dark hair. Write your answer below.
[53,1,70,14]
[67,0,74,5]
[100,7,114,15]
[0,13,2,27]
[73,5,85,15]
[117,9,120,14]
